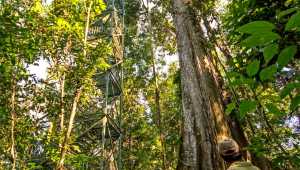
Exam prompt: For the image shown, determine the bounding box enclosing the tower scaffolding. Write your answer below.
[75,0,125,169]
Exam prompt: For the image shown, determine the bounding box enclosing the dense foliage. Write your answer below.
[222,1,300,169]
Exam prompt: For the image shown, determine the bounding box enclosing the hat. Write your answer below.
[218,138,240,157]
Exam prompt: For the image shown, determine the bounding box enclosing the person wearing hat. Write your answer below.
[218,138,260,170]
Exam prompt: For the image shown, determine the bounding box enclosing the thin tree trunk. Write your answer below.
[59,73,65,132]
[59,34,71,133]
[58,73,65,154]
[147,0,167,168]
[57,1,92,168]
[57,89,81,169]
[151,54,167,169]
[172,0,231,169]
[83,1,93,57]
[10,70,17,170]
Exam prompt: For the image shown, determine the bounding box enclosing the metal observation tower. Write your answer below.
[75,0,125,169]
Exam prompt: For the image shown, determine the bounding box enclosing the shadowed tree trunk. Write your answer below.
[172,0,231,169]
[201,10,273,170]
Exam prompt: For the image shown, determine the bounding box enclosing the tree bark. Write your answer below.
[172,0,231,169]
[59,73,65,132]
[58,73,65,155]
[10,70,17,170]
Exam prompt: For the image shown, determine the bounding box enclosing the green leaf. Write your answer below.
[263,44,279,64]
[239,100,257,118]
[72,145,81,152]
[229,76,255,87]
[277,45,297,68]
[290,95,300,111]
[266,103,284,116]
[280,82,300,98]
[241,32,281,48]
[246,60,260,77]
[259,65,277,81]
[237,21,276,34]
[277,8,299,19]
[0,107,8,121]
[285,12,300,31]
[0,64,5,73]
[225,103,236,115]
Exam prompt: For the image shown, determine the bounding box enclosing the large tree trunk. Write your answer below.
[172,0,231,170]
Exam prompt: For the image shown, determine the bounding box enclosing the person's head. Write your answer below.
[218,138,243,163]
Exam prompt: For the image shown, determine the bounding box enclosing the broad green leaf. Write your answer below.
[237,21,276,34]
[263,44,279,64]
[277,8,299,19]
[225,103,236,115]
[227,71,242,78]
[259,65,277,81]
[246,60,260,77]
[277,45,297,67]
[239,100,257,118]
[285,12,300,31]
[266,103,284,116]
[280,82,300,98]
[241,32,280,48]
[290,95,300,110]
